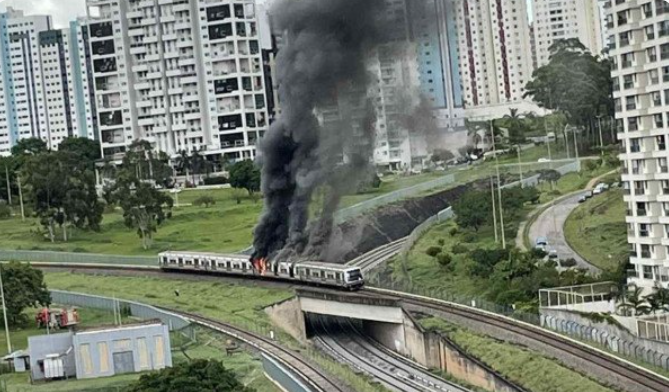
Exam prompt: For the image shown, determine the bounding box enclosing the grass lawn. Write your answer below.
[419,317,616,392]
[0,326,280,392]
[43,273,293,332]
[564,189,627,271]
[389,220,505,297]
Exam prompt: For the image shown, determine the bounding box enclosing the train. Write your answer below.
[158,251,365,290]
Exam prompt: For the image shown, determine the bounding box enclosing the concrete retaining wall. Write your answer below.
[264,297,307,343]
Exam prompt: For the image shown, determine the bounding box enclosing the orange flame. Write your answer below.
[252,258,268,276]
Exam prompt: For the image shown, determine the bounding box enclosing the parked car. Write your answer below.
[578,195,587,203]
[535,237,548,250]
[538,158,551,163]
[548,249,559,259]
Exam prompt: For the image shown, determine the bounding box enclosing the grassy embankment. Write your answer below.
[0,145,569,256]
[41,272,390,392]
[420,317,616,392]
[564,189,627,272]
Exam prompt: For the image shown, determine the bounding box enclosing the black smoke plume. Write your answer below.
[252,0,386,261]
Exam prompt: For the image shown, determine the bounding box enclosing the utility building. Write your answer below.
[28,322,171,382]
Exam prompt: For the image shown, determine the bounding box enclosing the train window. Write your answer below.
[161,257,167,264]
[305,268,310,276]
[170,259,176,264]
[320,271,326,279]
[280,268,287,274]
[336,273,342,281]
[194,259,200,265]
[178,258,183,265]
[186,259,192,265]
[326,273,334,279]
[226,262,231,269]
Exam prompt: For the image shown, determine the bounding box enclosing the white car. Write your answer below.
[538,158,551,163]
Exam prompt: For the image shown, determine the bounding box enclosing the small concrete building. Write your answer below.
[28,321,171,382]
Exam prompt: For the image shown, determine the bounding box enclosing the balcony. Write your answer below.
[622,60,633,69]
[638,209,648,216]
[627,269,639,278]
[660,166,669,173]
[635,188,646,195]
[631,145,641,153]
[626,102,637,110]
[632,167,641,174]
[641,250,652,258]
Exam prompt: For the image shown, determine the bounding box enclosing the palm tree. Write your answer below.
[175,150,191,185]
[190,149,205,186]
[644,287,669,314]
[617,286,651,316]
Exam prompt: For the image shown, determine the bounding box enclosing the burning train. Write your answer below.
[158,251,364,290]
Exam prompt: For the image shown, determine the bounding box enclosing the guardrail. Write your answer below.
[262,353,313,392]
[0,250,155,266]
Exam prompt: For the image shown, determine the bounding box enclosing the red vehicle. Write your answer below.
[36,308,80,330]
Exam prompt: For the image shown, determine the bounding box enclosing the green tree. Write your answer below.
[524,38,613,148]
[539,169,562,186]
[431,149,455,163]
[58,137,101,165]
[126,359,255,392]
[229,160,260,196]
[11,138,47,158]
[617,286,650,316]
[1,262,51,326]
[452,190,490,232]
[22,151,103,242]
[116,181,173,249]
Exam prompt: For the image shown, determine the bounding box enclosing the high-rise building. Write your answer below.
[0,8,52,155]
[611,0,669,292]
[455,0,534,108]
[0,8,98,155]
[532,0,605,67]
[406,0,465,131]
[86,0,269,167]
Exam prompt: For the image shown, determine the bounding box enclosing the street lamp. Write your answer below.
[490,120,506,249]
[596,114,605,156]
[517,145,524,188]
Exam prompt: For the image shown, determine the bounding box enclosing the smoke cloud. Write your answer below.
[252,0,386,262]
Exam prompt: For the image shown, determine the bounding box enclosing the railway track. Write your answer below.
[310,314,471,392]
[158,307,347,392]
[372,288,669,392]
[19,241,669,392]
[347,237,407,272]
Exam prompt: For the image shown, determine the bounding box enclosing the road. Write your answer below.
[527,190,601,273]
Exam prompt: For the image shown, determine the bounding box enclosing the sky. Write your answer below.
[0,0,87,27]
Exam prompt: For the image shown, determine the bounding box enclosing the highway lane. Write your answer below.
[527,190,601,273]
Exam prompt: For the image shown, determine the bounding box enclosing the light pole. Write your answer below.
[490,120,506,249]
[16,174,24,221]
[596,115,605,156]
[490,176,498,243]
[545,119,553,169]
[3,164,11,205]
[517,145,524,188]
[0,266,11,354]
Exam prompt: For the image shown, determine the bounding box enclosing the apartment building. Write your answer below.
[532,0,605,67]
[86,0,269,167]
[406,0,465,131]
[0,8,98,155]
[0,9,52,155]
[611,0,669,292]
[455,0,534,108]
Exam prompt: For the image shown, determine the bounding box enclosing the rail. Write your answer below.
[51,290,343,392]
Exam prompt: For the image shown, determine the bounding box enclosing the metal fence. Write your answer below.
[541,314,669,370]
[262,353,313,392]
[0,250,155,266]
[334,174,456,224]
[50,290,190,331]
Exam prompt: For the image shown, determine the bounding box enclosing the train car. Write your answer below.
[294,262,364,290]
[159,251,365,290]
[159,251,255,277]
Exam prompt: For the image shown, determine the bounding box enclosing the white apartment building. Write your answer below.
[611,0,669,292]
[455,0,534,108]
[532,0,605,67]
[39,22,99,149]
[0,9,98,155]
[0,9,52,155]
[86,0,269,167]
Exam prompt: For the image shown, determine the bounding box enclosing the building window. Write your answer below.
[643,265,653,279]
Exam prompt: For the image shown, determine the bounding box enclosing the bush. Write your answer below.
[193,195,216,208]
[461,233,477,243]
[437,239,445,246]
[0,203,10,219]
[436,253,452,267]
[203,176,229,186]
[449,227,459,236]
[425,246,442,257]
[451,243,468,254]
[530,248,547,259]
[561,258,578,267]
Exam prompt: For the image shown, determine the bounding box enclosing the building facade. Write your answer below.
[86,0,269,166]
[455,0,534,108]
[611,0,669,292]
[406,0,465,131]
[532,0,605,67]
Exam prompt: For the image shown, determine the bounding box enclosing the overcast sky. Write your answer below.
[0,0,87,27]
[1,0,528,29]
